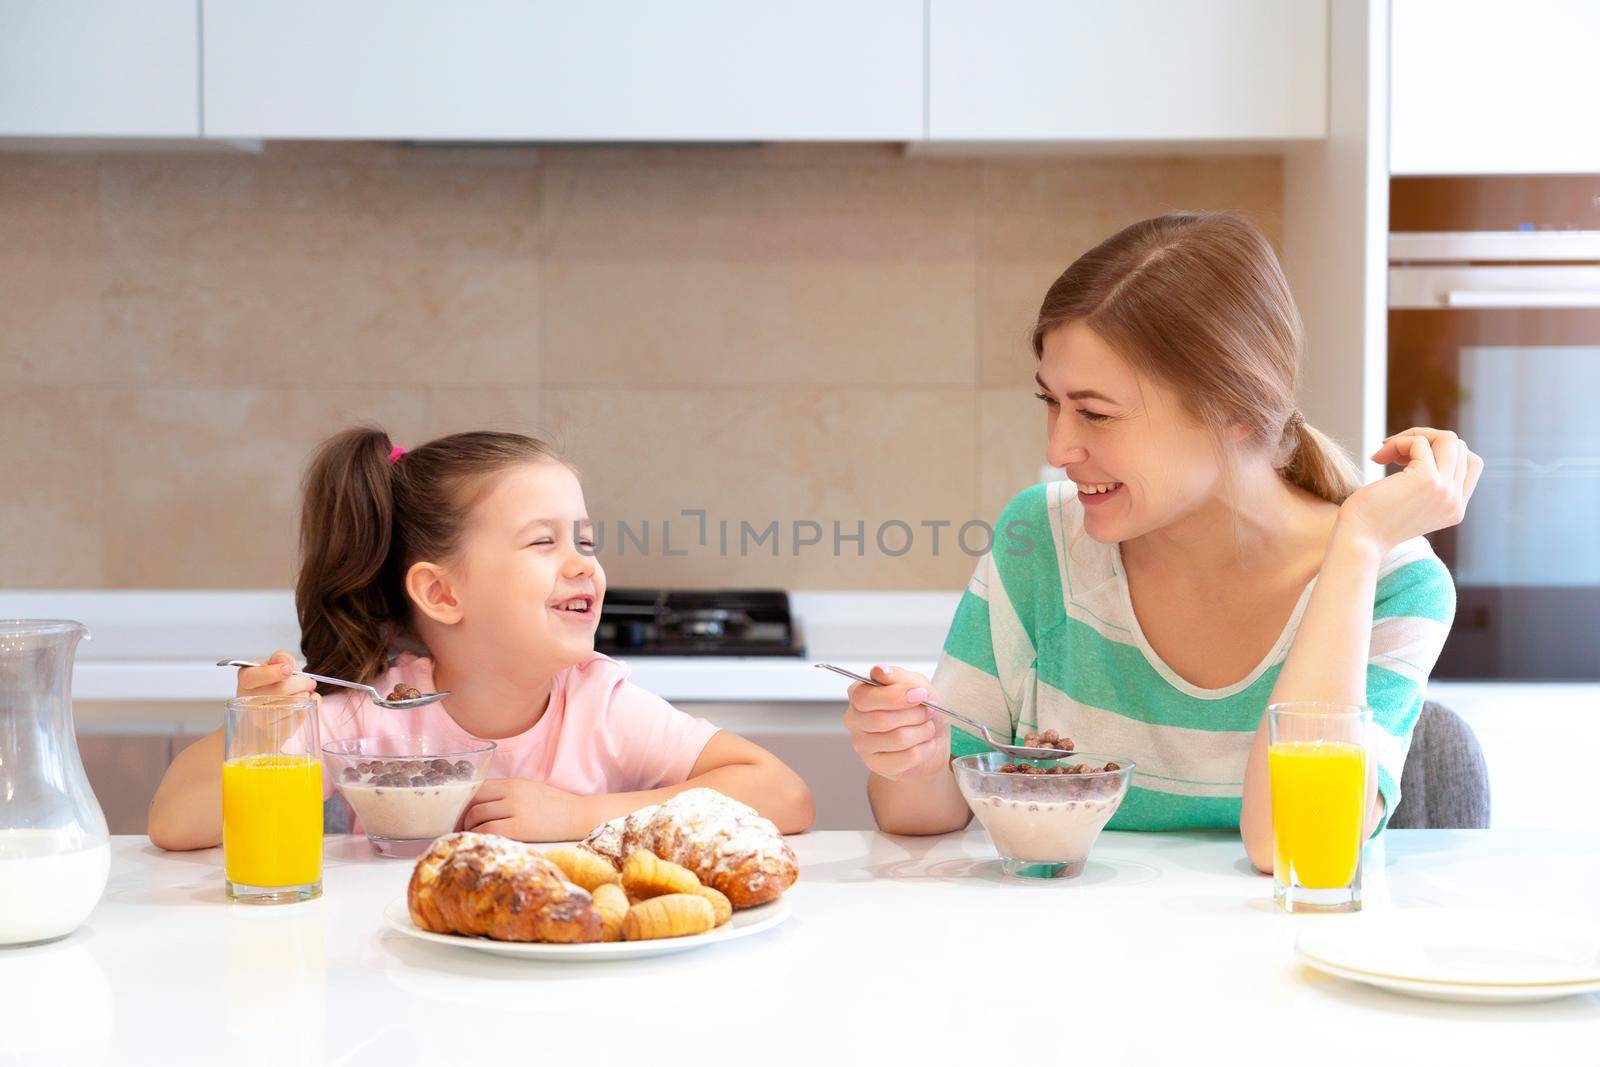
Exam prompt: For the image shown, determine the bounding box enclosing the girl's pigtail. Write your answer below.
[295,427,401,692]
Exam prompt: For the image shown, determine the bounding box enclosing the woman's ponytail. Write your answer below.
[295,426,402,692]
[1279,418,1363,505]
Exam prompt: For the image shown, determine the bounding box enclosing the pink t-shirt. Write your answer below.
[318,651,718,829]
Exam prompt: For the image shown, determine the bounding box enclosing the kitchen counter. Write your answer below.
[0,589,955,704]
[3,830,1594,1064]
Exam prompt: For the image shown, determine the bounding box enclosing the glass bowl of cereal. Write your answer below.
[322,736,495,857]
[952,751,1135,879]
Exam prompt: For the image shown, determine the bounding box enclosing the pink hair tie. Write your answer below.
[387,446,407,464]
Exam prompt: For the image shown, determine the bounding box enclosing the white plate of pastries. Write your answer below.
[386,789,798,962]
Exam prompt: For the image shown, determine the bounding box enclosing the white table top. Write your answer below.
[4,830,1596,1066]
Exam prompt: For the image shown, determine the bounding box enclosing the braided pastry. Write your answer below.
[581,788,798,908]
[408,832,602,943]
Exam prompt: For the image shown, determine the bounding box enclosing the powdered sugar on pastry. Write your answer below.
[407,832,602,943]
[580,805,657,866]
[578,817,625,865]
[578,789,797,907]
[418,832,583,891]
[643,788,791,877]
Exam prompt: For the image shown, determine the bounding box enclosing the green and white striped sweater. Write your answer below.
[936,481,1456,835]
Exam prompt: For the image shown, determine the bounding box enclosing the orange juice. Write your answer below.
[1268,740,1366,889]
[222,755,323,888]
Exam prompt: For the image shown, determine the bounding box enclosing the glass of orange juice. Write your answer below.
[223,694,322,904]
[1268,702,1371,913]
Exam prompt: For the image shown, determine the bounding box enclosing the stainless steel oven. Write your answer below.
[1388,177,1600,679]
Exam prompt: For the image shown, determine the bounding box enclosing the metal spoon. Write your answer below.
[814,663,1075,761]
[216,660,451,710]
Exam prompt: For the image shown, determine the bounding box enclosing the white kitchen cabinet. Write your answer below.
[1390,0,1600,175]
[201,0,923,141]
[928,0,1327,141]
[0,0,198,136]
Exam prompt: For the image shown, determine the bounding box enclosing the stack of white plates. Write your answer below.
[1296,907,1600,1003]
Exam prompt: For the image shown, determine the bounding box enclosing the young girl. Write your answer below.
[843,212,1482,872]
[149,428,814,849]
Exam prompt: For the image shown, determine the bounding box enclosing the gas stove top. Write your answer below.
[594,589,804,657]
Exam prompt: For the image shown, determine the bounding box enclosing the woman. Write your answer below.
[845,212,1481,871]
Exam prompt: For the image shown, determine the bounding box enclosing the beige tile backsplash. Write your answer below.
[1,143,1280,589]
[541,258,977,387]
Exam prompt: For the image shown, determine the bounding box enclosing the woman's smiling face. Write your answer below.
[1037,320,1229,544]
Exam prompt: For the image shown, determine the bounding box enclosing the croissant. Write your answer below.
[543,846,623,892]
[579,805,648,869]
[688,883,733,926]
[592,883,628,942]
[623,893,716,941]
[622,849,701,900]
[581,788,798,909]
[408,832,603,943]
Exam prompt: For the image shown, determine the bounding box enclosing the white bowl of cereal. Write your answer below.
[952,751,1134,879]
[322,736,494,857]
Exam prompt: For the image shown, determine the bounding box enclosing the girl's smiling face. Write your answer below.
[428,460,605,677]
[1037,320,1230,544]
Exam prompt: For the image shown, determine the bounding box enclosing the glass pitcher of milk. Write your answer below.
[0,620,110,944]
